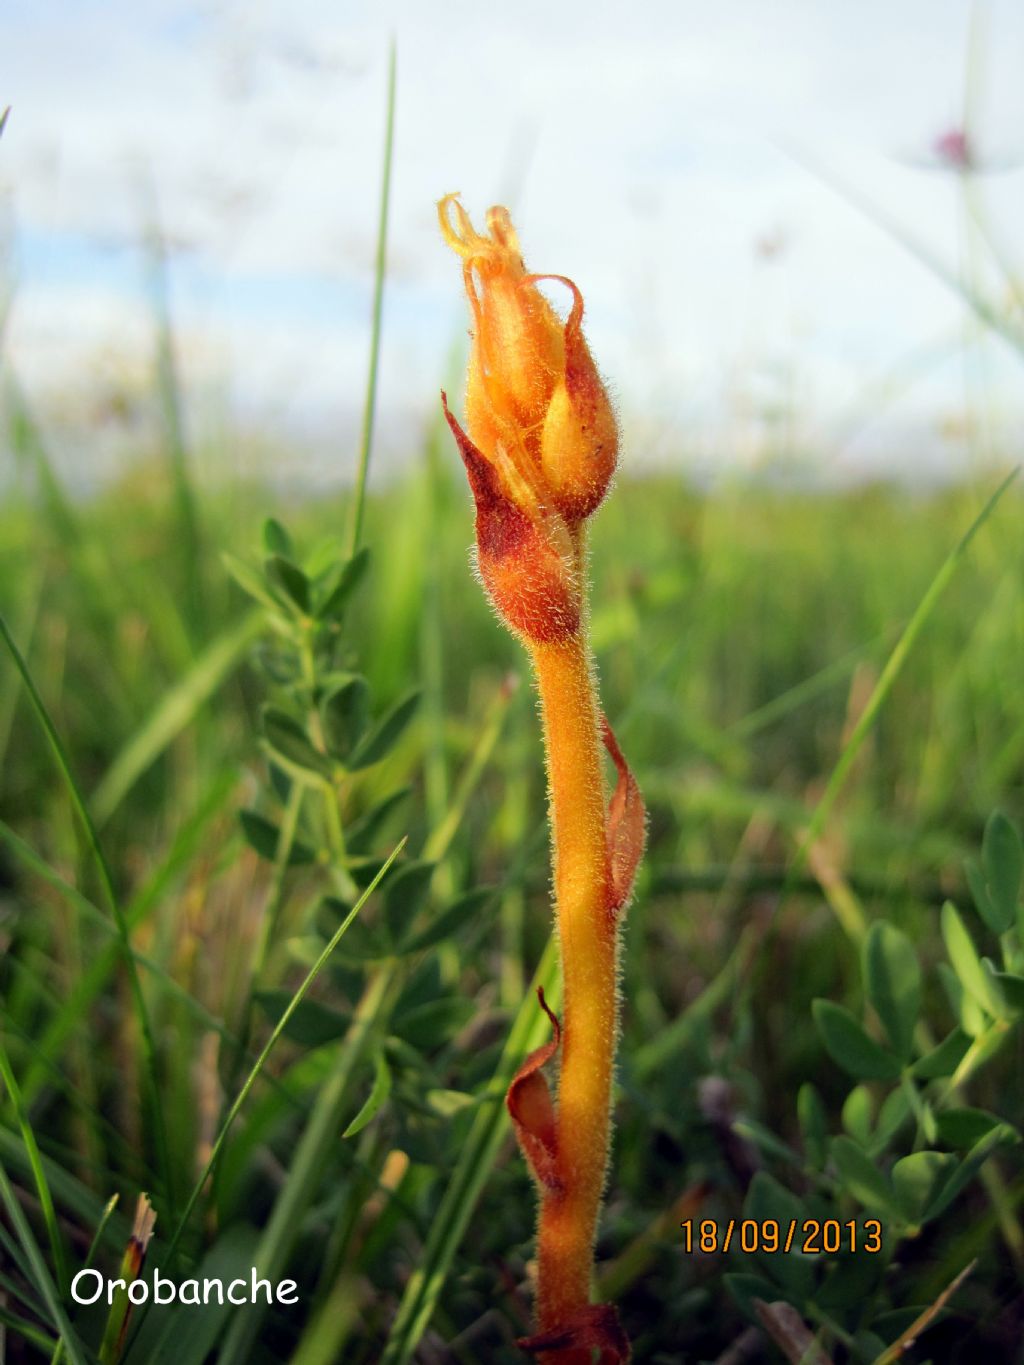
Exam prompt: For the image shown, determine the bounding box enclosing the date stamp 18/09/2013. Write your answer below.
[681,1218,883,1256]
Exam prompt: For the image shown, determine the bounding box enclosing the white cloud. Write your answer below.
[3,0,1024,481]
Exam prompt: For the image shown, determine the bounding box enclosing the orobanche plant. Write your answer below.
[439,196,645,1362]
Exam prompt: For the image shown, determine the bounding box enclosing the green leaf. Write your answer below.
[982,957,1012,1020]
[238,810,315,865]
[851,1330,887,1362]
[813,999,901,1081]
[319,675,370,761]
[965,857,1000,935]
[265,554,310,613]
[991,970,1024,1014]
[863,921,920,1060]
[392,997,476,1050]
[261,706,332,778]
[347,786,411,853]
[830,1136,902,1221]
[349,689,421,770]
[743,1171,814,1296]
[92,611,263,825]
[797,1083,828,1167]
[222,551,281,613]
[316,546,371,620]
[892,1151,958,1224]
[732,1118,803,1167]
[724,1272,786,1324]
[343,1050,392,1138]
[253,642,301,685]
[912,1026,971,1079]
[870,1307,942,1341]
[134,1224,260,1363]
[425,1089,479,1118]
[262,517,294,559]
[403,887,496,953]
[319,898,391,962]
[842,1086,874,1146]
[382,860,436,943]
[254,991,351,1046]
[982,810,1022,933]
[936,1107,1007,1149]
[921,1124,1019,1220]
[873,1086,913,1152]
[395,955,442,1015]
[935,962,987,1038]
[816,1247,888,1312]
[941,901,1002,1017]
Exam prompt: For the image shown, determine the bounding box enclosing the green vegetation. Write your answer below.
[2,43,1023,1356]
[1,416,1022,1359]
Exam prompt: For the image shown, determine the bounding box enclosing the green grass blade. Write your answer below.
[728,631,890,740]
[0,1159,90,1365]
[214,961,402,1365]
[0,556,44,778]
[0,816,253,1106]
[0,613,175,1217]
[53,1197,108,1365]
[793,468,1019,886]
[30,768,240,1091]
[90,610,262,826]
[422,675,517,863]
[2,1302,58,1355]
[347,39,396,558]
[380,938,560,1365]
[161,835,407,1266]
[0,1043,69,1294]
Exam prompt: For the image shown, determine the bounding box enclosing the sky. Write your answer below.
[3,0,1024,487]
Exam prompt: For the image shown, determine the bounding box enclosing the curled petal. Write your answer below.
[533,274,619,523]
[439,194,524,265]
[519,1303,631,1363]
[602,716,646,916]
[506,987,562,1192]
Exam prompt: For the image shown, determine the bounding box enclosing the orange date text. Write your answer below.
[680,1218,883,1255]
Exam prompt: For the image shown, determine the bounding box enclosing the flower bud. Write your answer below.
[536,275,619,522]
[439,195,618,531]
[442,393,580,643]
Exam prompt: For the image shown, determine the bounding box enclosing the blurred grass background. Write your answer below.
[1,377,1021,1356]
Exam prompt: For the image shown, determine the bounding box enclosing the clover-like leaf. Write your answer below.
[982,810,1022,933]
[264,554,311,613]
[349,689,420,770]
[863,920,920,1060]
[813,999,901,1081]
[319,675,370,762]
[941,901,1003,1017]
[343,1050,392,1138]
[830,1136,902,1221]
[261,706,332,778]
[892,1151,958,1225]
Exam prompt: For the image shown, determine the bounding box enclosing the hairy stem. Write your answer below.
[528,609,618,1346]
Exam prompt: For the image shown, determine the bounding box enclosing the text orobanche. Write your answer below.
[71,1267,299,1308]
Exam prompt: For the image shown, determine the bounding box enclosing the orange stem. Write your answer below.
[528,595,619,1359]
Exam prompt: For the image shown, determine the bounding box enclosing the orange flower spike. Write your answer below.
[440,195,645,1365]
[438,194,618,528]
